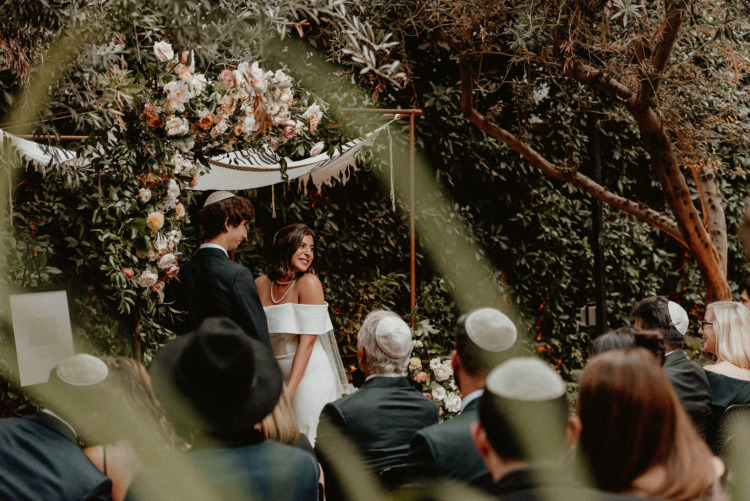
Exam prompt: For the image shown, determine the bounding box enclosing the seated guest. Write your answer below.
[0,354,114,500]
[701,301,750,407]
[471,357,596,499]
[84,356,183,501]
[739,275,750,309]
[578,349,723,499]
[590,326,665,361]
[404,307,516,491]
[255,383,314,455]
[632,296,712,430]
[315,311,438,485]
[126,317,318,500]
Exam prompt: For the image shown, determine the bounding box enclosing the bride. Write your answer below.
[255,223,348,444]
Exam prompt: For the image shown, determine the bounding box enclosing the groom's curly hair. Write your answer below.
[199,196,255,240]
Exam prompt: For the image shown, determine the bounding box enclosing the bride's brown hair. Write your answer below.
[267,223,316,281]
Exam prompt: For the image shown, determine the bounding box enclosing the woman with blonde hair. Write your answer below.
[578,349,723,500]
[700,301,750,407]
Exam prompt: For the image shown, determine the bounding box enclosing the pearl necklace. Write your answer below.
[270,278,297,304]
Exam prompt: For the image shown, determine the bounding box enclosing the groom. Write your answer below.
[165,191,270,346]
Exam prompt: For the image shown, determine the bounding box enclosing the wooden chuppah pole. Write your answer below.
[342,108,422,327]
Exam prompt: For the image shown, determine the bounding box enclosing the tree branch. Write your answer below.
[691,166,728,277]
[632,0,689,110]
[458,57,683,244]
[563,59,634,101]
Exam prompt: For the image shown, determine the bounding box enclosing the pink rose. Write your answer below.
[175,202,186,218]
[422,392,433,401]
[220,69,235,88]
[413,371,430,383]
[122,268,135,279]
[283,124,296,140]
[151,281,165,292]
[165,265,180,278]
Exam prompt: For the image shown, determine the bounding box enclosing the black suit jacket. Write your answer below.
[663,350,712,428]
[165,247,269,346]
[316,377,438,473]
[491,466,655,501]
[0,413,112,501]
[405,396,492,490]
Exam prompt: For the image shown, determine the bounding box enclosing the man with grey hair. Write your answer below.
[315,310,438,492]
[404,307,517,491]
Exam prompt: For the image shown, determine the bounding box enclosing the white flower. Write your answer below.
[241,115,258,134]
[409,357,422,371]
[165,117,189,136]
[163,81,194,113]
[157,252,177,269]
[303,103,322,132]
[139,188,152,203]
[445,392,462,413]
[166,179,180,201]
[449,379,457,391]
[433,364,452,382]
[249,62,266,91]
[273,69,292,84]
[412,339,424,348]
[429,358,442,371]
[153,41,174,62]
[166,229,182,245]
[310,141,325,156]
[154,234,169,253]
[211,119,228,138]
[431,386,447,401]
[138,270,159,287]
[190,74,207,94]
[172,152,193,174]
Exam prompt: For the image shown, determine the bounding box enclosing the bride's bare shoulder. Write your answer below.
[297,273,324,304]
[255,274,270,288]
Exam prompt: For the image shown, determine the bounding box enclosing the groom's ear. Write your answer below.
[223,217,230,232]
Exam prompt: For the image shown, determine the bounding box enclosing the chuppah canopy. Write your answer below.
[0,123,388,191]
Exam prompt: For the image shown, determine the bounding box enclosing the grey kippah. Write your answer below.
[374,316,412,359]
[203,190,235,207]
[486,357,566,402]
[667,301,688,336]
[54,354,108,386]
[465,308,517,352]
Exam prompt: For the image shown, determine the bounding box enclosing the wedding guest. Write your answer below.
[739,275,750,309]
[701,301,750,407]
[255,383,314,455]
[632,296,712,432]
[315,310,437,493]
[84,356,182,501]
[165,191,269,346]
[471,357,593,499]
[126,317,318,500]
[405,307,517,491]
[590,326,665,361]
[578,349,723,499]
[0,354,113,500]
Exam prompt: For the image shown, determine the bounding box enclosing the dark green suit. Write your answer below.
[316,377,438,473]
[405,396,493,490]
[0,413,112,501]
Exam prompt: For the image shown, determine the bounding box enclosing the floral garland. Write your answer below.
[127,41,327,301]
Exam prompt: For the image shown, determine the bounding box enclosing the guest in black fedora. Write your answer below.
[125,317,318,501]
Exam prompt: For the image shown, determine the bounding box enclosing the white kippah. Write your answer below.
[203,190,235,207]
[465,308,517,352]
[374,316,412,359]
[54,354,108,386]
[667,301,689,336]
[486,357,565,402]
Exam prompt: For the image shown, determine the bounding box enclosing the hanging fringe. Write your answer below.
[271,184,276,218]
[387,126,396,212]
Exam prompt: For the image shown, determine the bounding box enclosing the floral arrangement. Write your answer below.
[125,40,328,301]
[409,354,462,419]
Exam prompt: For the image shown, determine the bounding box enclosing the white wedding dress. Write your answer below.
[264,302,349,444]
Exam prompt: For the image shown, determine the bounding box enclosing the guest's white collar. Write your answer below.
[461,389,484,412]
[200,242,228,257]
[665,349,678,357]
[365,373,403,382]
[41,409,77,437]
